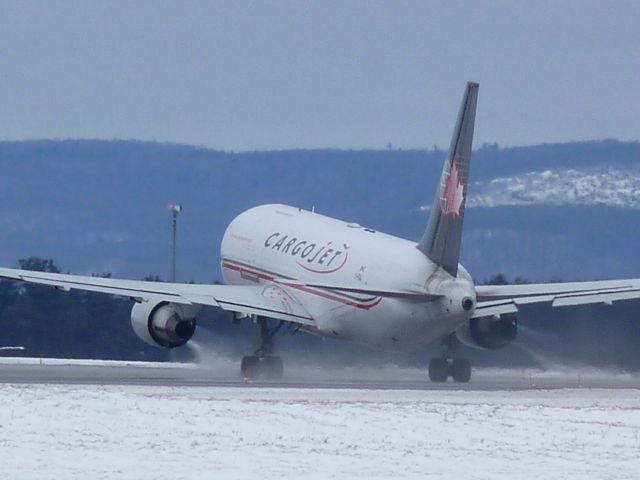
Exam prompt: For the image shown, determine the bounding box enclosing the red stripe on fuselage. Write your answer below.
[221,260,382,310]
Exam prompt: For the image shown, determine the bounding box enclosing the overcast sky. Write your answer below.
[1,1,638,150]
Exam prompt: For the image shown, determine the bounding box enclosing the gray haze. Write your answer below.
[1,1,638,150]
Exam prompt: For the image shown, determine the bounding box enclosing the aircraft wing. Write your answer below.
[474,279,640,318]
[0,267,315,326]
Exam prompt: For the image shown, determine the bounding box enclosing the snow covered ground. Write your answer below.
[0,356,195,368]
[0,384,638,480]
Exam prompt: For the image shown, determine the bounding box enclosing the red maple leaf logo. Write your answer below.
[440,160,465,217]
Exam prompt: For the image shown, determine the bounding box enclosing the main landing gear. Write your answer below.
[428,334,471,383]
[241,316,284,381]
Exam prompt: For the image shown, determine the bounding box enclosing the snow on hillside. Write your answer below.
[1,384,639,480]
[467,167,640,208]
[421,167,640,211]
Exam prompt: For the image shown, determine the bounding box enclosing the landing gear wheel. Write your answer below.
[264,356,284,379]
[450,359,471,383]
[428,358,449,382]
[241,355,284,381]
[241,355,260,380]
[241,317,285,381]
[428,358,472,383]
[428,334,472,383]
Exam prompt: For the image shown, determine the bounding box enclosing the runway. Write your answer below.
[0,357,638,390]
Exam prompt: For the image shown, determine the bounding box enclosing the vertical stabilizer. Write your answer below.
[417,82,478,276]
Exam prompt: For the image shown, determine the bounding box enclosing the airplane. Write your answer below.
[3,81,640,382]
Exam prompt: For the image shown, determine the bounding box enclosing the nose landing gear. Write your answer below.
[241,317,284,381]
[428,334,471,383]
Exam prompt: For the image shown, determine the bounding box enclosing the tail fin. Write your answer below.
[417,82,479,277]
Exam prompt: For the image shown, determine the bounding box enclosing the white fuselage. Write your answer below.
[220,204,476,351]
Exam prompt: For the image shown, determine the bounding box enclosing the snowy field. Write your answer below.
[0,384,639,480]
[0,356,196,368]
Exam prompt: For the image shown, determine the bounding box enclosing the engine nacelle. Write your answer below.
[456,313,517,350]
[131,301,200,348]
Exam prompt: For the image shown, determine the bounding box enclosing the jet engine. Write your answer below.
[456,313,517,350]
[131,301,200,348]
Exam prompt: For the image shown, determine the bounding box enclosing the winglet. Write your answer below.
[417,82,479,277]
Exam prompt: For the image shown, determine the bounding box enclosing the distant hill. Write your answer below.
[0,139,639,282]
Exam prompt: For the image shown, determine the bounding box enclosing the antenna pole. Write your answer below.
[168,204,183,282]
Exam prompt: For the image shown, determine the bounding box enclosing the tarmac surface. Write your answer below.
[0,358,638,390]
